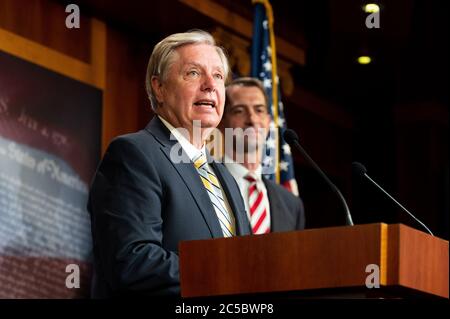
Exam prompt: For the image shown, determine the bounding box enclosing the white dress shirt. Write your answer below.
[223,155,271,224]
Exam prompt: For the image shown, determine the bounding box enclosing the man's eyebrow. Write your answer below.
[184,62,224,72]
[231,103,265,108]
[184,62,202,68]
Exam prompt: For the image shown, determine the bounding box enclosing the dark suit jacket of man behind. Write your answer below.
[263,178,305,232]
[88,117,251,297]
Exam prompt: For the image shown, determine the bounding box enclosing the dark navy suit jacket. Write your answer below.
[88,117,251,297]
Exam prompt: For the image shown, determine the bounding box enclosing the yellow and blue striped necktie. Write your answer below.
[193,153,235,237]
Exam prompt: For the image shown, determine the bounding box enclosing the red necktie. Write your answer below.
[245,174,270,234]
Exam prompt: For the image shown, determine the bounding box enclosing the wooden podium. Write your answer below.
[179,223,448,298]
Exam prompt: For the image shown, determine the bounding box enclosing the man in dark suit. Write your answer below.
[218,77,305,234]
[88,30,251,298]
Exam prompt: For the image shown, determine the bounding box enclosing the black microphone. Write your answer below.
[352,161,434,236]
[283,129,354,226]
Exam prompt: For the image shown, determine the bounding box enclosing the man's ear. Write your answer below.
[151,76,164,104]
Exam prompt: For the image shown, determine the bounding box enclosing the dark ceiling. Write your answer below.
[67,0,449,114]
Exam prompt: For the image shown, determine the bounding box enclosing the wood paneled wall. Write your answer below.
[0,0,152,154]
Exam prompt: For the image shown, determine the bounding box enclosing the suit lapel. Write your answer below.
[145,117,224,238]
[263,178,285,232]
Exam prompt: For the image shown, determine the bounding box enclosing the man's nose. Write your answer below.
[246,110,258,126]
[200,74,217,92]
[250,109,263,123]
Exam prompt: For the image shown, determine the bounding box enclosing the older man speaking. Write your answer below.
[88,30,251,298]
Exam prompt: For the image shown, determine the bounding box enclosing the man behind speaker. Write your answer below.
[218,77,305,234]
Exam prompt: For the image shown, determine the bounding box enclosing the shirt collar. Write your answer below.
[158,115,205,161]
[224,154,262,181]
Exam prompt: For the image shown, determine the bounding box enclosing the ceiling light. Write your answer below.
[358,56,372,64]
[364,4,380,13]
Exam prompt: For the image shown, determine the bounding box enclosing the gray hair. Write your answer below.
[145,30,230,110]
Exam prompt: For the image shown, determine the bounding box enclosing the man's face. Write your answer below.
[152,43,226,133]
[221,85,271,153]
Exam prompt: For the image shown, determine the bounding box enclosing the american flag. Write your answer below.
[250,0,299,195]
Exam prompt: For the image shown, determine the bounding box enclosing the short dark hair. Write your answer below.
[225,77,269,110]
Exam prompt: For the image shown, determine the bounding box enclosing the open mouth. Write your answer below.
[193,100,216,108]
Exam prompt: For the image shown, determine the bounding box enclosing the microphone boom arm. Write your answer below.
[362,173,434,236]
[291,139,354,226]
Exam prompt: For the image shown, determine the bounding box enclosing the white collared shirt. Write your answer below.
[158,115,234,222]
[223,155,271,224]
[158,116,204,159]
